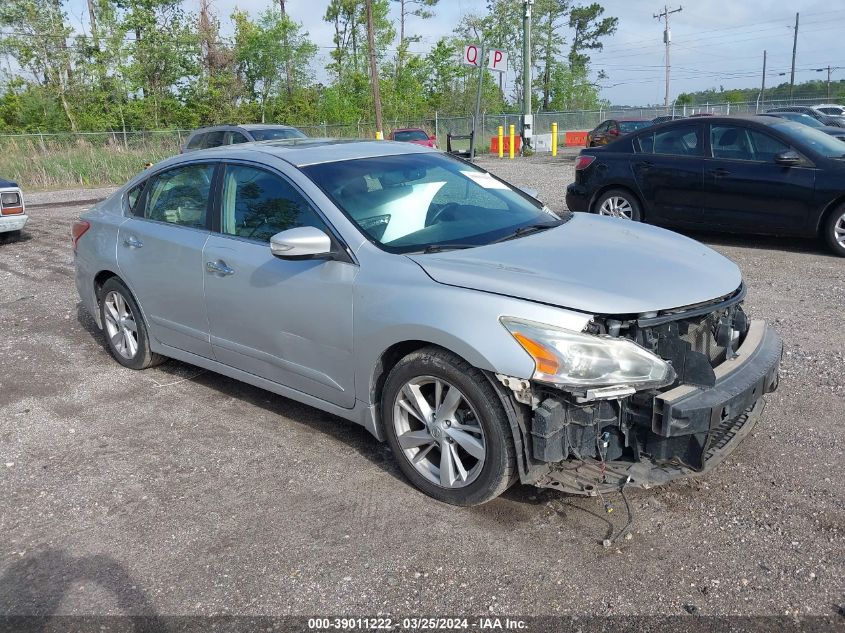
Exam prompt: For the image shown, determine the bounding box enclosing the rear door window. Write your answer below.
[225,131,250,145]
[186,133,206,150]
[203,131,225,148]
[143,163,215,229]
[637,124,702,156]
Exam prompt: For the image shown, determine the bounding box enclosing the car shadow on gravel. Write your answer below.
[683,230,832,256]
[0,548,164,626]
[150,360,407,486]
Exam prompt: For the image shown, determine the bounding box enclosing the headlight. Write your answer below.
[501,317,675,390]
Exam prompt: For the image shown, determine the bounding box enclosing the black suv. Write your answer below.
[182,124,306,152]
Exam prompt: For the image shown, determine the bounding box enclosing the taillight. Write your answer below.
[575,155,596,170]
[0,190,23,215]
[72,220,91,251]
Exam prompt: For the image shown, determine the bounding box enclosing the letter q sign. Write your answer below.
[462,45,508,73]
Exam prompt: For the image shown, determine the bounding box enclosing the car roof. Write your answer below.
[393,127,426,132]
[617,118,651,122]
[165,138,435,168]
[238,124,300,131]
[188,124,299,134]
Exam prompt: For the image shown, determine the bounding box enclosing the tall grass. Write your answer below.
[0,133,182,190]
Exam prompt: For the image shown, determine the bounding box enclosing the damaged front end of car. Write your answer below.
[499,285,782,495]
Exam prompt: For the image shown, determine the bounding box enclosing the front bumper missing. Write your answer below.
[534,320,782,496]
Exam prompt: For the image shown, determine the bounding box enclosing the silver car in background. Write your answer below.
[73,140,781,506]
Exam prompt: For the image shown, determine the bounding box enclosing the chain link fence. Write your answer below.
[0,95,839,148]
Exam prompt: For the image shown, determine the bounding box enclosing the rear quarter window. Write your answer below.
[126,181,146,216]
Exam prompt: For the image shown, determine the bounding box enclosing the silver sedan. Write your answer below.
[73,140,781,505]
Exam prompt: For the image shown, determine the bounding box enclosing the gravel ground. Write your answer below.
[1,162,844,622]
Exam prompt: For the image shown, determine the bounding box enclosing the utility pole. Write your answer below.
[759,50,767,111]
[789,12,799,102]
[815,66,842,100]
[366,0,384,138]
[522,0,534,151]
[654,5,682,111]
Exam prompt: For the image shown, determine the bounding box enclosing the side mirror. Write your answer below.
[270,226,333,259]
[774,150,802,166]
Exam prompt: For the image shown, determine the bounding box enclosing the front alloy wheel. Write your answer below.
[382,347,517,506]
[393,376,486,489]
[824,205,845,257]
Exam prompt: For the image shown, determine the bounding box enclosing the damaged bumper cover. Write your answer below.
[528,320,782,495]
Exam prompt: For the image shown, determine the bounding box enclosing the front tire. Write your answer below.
[381,347,517,506]
[823,204,845,257]
[594,189,642,221]
[98,278,164,370]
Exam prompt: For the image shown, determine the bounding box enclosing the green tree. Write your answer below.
[568,3,618,71]
[0,0,79,129]
[233,8,318,123]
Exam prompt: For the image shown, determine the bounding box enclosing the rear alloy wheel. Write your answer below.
[595,189,642,221]
[99,278,164,370]
[382,347,516,506]
[823,205,845,257]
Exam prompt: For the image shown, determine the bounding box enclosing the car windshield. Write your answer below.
[303,153,563,253]
[249,127,306,141]
[619,120,652,133]
[779,113,823,127]
[772,121,845,157]
[394,130,430,142]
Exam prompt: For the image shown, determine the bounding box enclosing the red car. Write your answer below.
[586,118,652,147]
[390,128,437,148]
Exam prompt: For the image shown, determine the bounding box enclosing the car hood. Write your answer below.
[407,213,742,315]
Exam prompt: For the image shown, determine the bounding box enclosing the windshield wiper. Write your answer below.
[490,222,561,244]
[413,244,478,254]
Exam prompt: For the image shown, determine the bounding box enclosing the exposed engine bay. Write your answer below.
[503,286,782,496]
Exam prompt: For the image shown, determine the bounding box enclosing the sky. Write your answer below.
[59,0,845,107]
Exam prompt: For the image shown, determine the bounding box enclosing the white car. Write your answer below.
[0,178,27,237]
[0,178,29,237]
[813,103,845,116]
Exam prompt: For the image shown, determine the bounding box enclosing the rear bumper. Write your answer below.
[565,184,589,212]
[534,321,781,495]
[0,214,27,232]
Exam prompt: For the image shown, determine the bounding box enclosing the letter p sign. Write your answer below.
[487,49,508,73]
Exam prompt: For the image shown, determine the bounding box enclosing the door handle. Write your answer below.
[635,161,653,170]
[709,168,731,178]
[123,236,143,248]
[206,260,235,276]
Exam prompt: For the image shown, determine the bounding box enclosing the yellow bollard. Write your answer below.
[509,124,515,160]
[498,126,504,159]
[375,130,384,140]
[552,122,558,157]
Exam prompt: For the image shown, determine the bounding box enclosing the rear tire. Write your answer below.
[822,204,845,257]
[593,188,642,221]
[98,278,165,370]
[381,347,517,506]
